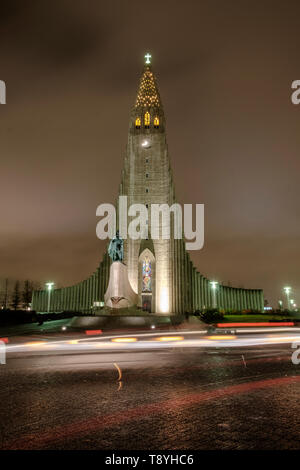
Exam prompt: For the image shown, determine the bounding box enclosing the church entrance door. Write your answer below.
[142,294,152,313]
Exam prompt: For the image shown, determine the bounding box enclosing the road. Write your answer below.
[0,324,300,450]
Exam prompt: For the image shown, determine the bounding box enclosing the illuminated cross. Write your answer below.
[144,53,151,64]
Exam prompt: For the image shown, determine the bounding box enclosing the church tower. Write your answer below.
[31,54,265,315]
[119,53,176,313]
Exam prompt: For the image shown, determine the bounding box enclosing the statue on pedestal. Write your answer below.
[105,231,138,309]
[108,230,123,262]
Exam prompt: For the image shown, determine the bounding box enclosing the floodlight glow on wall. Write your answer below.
[160,287,169,313]
[45,282,54,313]
[210,281,218,309]
[283,286,292,310]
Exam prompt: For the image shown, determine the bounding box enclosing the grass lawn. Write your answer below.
[223,314,294,322]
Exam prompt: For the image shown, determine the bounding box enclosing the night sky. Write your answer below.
[1,0,300,306]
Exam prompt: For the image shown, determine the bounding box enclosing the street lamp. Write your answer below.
[46,282,54,313]
[210,281,218,309]
[284,286,291,310]
[278,300,283,311]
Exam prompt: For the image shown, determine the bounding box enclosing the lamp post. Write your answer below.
[278,300,283,311]
[284,287,291,310]
[210,281,218,309]
[46,282,54,313]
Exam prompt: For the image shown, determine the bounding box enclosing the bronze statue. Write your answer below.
[108,230,124,262]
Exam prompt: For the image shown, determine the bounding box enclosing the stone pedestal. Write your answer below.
[104,261,138,309]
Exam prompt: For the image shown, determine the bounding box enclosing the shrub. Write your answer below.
[200,309,224,323]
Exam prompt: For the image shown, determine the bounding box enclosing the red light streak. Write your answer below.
[217,322,294,327]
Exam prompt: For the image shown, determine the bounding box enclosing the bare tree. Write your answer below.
[11,281,21,311]
[22,280,33,309]
[0,279,8,309]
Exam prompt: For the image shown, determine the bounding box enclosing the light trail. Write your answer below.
[111,337,137,343]
[4,329,300,354]
[217,322,295,327]
[234,327,300,333]
[155,336,184,342]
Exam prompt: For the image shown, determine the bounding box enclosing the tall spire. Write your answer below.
[135,53,162,108]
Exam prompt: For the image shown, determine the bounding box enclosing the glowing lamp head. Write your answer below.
[46,282,54,291]
[284,286,291,294]
[210,281,218,289]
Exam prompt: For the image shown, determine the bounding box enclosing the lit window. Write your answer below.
[142,257,152,292]
[144,112,150,128]
[154,116,159,128]
[135,117,141,129]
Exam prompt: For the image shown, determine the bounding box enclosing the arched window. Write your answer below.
[142,257,152,292]
[154,116,159,128]
[144,112,150,128]
[135,117,141,129]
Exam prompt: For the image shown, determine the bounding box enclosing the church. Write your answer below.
[32,55,264,314]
